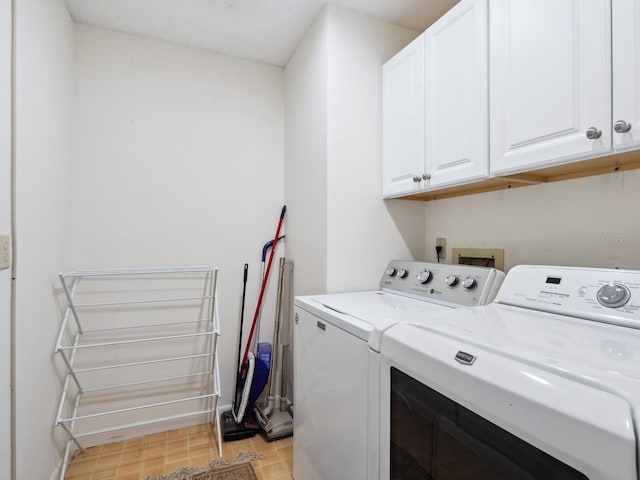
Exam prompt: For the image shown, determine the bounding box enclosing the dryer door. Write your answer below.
[378,323,637,480]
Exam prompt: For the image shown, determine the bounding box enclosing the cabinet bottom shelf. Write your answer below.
[398,149,640,202]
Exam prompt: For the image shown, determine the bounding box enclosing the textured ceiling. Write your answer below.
[64,0,459,66]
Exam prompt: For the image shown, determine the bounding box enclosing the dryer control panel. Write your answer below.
[380,260,505,307]
[497,265,640,329]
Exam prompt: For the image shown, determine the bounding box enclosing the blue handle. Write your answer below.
[261,236,285,262]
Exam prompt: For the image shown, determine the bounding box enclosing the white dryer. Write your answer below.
[293,260,504,480]
[375,265,640,479]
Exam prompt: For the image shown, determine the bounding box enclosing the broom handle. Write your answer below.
[240,205,286,371]
[267,258,286,397]
[232,263,249,407]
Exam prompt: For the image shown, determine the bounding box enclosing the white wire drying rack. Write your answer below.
[54,266,222,480]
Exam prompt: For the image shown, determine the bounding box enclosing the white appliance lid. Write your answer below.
[383,303,640,409]
[295,291,453,341]
[317,291,452,320]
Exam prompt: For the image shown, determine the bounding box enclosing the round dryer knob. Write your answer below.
[398,268,409,279]
[417,270,432,284]
[445,275,458,287]
[386,267,397,277]
[597,283,631,308]
[462,276,477,289]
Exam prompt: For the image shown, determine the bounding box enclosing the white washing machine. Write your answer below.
[375,265,640,479]
[293,260,504,480]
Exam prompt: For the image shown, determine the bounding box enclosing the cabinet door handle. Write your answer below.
[586,127,602,139]
[412,175,422,183]
[614,120,632,134]
[422,173,432,181]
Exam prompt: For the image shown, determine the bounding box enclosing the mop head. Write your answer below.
[233,352,255,424]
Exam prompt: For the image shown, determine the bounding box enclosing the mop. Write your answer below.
[222,264,257,440]
[254,257,294,441]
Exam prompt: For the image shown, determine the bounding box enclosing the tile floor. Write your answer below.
[64,423,293,480]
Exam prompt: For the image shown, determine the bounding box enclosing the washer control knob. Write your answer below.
[417,270,432,284]
[398,268,409,279]
[462,276,477,289]
[445,275,458,287]
[386,267,397,277]
[597,283,631,308]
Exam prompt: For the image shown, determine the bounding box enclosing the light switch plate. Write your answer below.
[0,235,10,269]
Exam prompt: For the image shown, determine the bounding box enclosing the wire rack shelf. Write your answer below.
[54,266,222,480]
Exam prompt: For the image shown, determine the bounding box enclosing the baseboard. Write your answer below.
[82,414,213,448]
[50,464,61,480]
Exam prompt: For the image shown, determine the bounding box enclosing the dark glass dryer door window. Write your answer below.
[390,367,588,480]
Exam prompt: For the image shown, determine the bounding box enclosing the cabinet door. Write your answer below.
[382,34,425,198]
[425,0,488,187]
[613,0,640,152]
[490,0,611,175]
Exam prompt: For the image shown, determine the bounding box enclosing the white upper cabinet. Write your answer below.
[382,34,425,198]
[383,0,639,200]
[613,0,640,152]
[424,0,488,187]
[382,0,488,198]
[490,0,612,176]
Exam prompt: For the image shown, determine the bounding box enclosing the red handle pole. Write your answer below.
[240,206,286,371]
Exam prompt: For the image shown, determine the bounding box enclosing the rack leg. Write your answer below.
[215,399,222,458]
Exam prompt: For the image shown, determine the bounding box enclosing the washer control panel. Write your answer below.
[497,265,640,329]
[380,260,505,306]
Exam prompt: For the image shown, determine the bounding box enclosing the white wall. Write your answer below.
[325,5,427,292]
[423,169,640,270]
[0,0,12,477]
[285,5,427,296]
[72,26,285,413]
[14,0,74,478]
[284,10,329,297]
